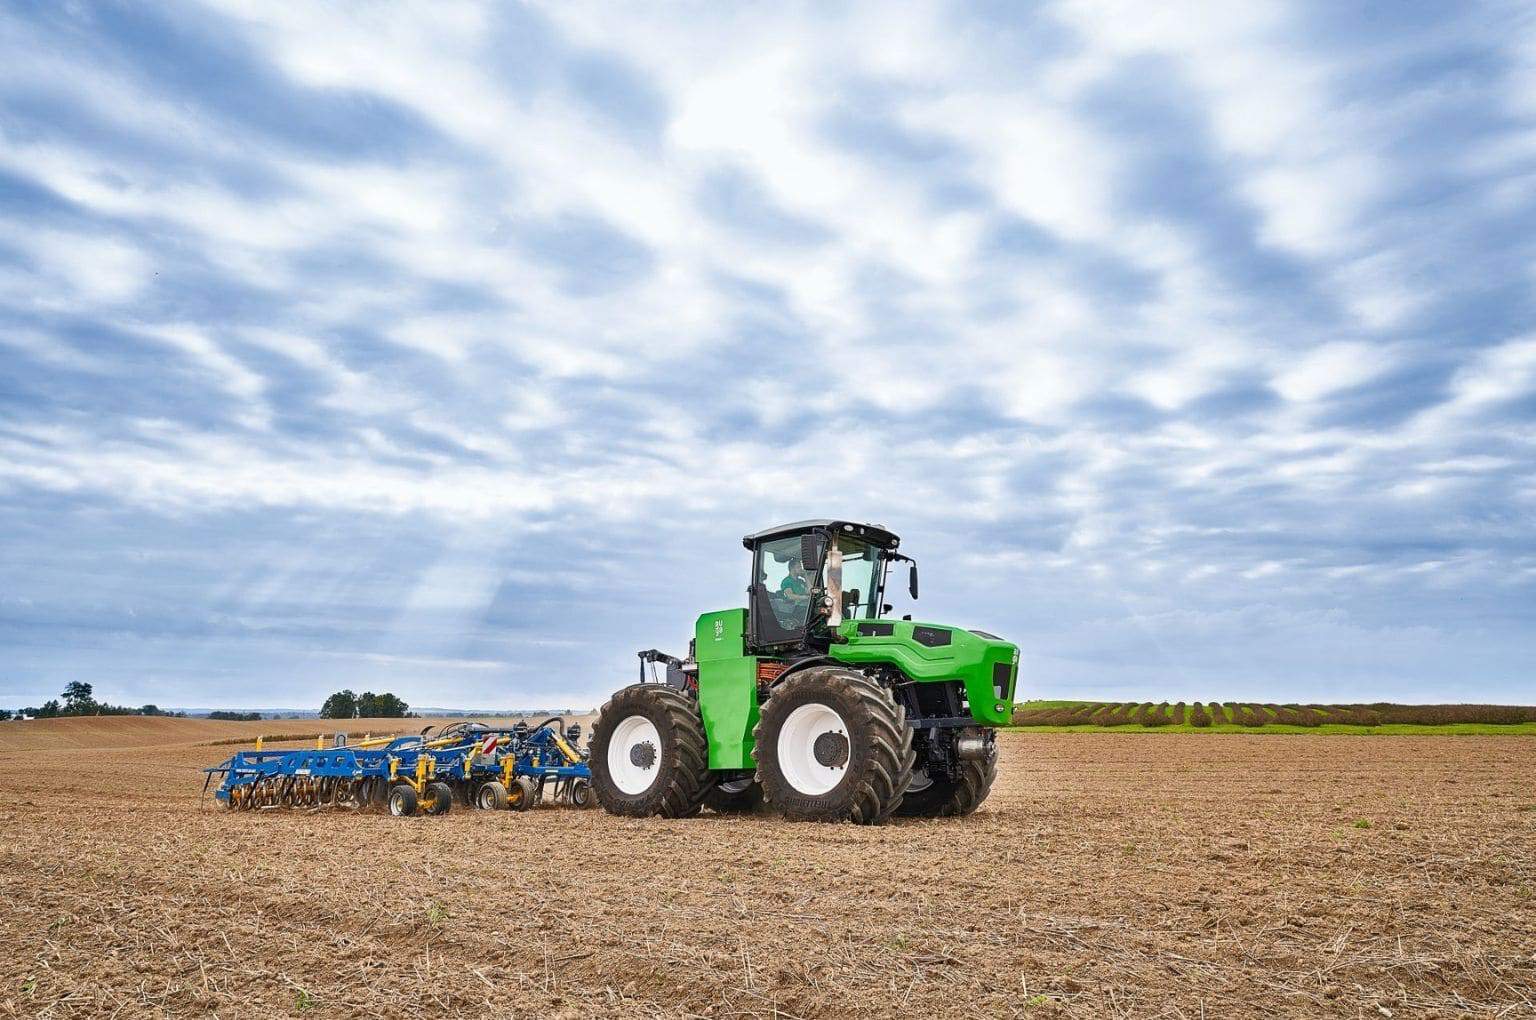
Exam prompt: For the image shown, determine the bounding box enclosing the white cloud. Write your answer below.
[0,0,1532,704]
[1272,341,1394,403]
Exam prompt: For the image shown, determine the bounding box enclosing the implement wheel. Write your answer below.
[569,777,594,809]
[754,667,914,824]
[476,781,509,810]
[508,776,535,811]
[896,745,998,818]
[388,784,418,817]
[425,782,453,815]
[589,684,710,818]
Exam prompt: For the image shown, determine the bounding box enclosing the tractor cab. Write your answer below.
[742,519,915,653]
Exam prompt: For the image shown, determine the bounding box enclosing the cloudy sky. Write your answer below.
[2,2,1534,711]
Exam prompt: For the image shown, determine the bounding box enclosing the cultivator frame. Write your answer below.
[204,736,466,815]
[204,719,594,817]
[437,718,594,810]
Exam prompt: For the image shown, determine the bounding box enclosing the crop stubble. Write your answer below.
[1,729,1532,1018]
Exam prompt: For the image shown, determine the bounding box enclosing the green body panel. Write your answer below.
[695,609,759,769]
[690,609,1020,770]
[696,609,746,662]
[829,619,1019,727]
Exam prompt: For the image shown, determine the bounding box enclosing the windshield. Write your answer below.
[824,537,881,621]
[756,535,816,638]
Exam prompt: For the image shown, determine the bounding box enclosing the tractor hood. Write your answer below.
[827,618,1019,726]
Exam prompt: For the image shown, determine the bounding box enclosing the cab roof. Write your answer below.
[742,519,901,550]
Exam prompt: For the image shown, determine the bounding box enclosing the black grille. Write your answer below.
[992,661,1014,700]
[912,626,951,647]
[856,621,895,637]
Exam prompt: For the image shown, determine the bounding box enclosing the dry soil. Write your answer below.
[1,721,1532,1018]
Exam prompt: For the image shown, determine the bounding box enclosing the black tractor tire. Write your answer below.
[475,780,509,810]
[589,684,711,818]
[896,745,998,818]
[425,782,453,815]
[508,775,536,811]
[388,784,418,817]
[704,775,764,814]
[753,666,914,824]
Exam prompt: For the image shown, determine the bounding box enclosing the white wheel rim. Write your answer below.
[777,702,850,796]
[908,768,933,793]
[608,714,663,795]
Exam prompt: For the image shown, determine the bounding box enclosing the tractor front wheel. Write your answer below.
[590,684,710,818]
[895,745,998,818]
[754,667,914,824]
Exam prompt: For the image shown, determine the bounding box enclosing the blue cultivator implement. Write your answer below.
[203,718,593,817]
[433,718,594,811]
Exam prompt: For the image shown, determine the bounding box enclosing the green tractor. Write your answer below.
[588,520,1020,824]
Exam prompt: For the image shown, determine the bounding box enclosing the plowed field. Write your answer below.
[1,727,1532,1018]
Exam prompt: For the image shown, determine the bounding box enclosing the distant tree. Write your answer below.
[62,681,97,714]
[38,699,61,718]
[207,710,262,721]
[0,709,12,721]
[320,690,359,720]
[139,704,162,716]
[355,691,409,718]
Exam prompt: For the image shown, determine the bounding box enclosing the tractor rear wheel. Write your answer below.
[753,667,914,824]
[590,684,710,818]
[896,746,998,818]
[704,774,763,814]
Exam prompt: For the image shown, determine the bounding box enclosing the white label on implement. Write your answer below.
[296,769,310,775]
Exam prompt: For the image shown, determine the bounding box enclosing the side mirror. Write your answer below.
[908,562,919,600]
[800,533,821,568]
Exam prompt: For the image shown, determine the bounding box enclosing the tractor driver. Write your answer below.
[769,555,814,625]
[781,556,813,603]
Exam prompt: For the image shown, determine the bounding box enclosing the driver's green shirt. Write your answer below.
[779,575,809,596]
